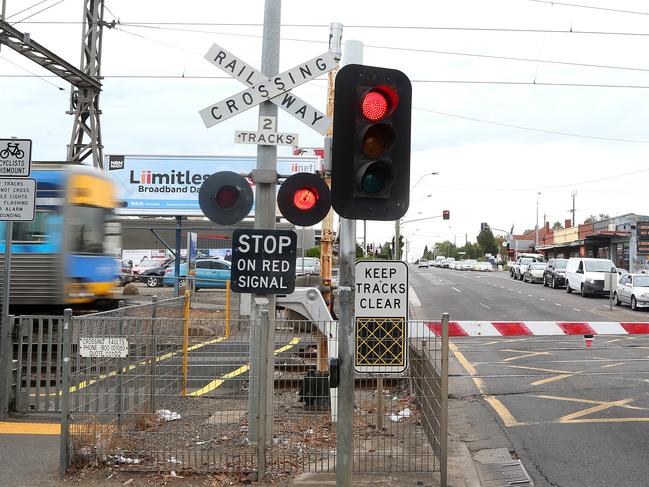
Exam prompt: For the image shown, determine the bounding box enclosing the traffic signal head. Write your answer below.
[481,222,489,231]
[331,64,412,221]
[443,210,450,220]
[199,171,254,225]
[277,172,331,227]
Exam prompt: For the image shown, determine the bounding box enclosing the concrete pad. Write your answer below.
[204,409,246,425]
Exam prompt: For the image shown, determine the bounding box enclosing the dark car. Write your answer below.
[543,258,568,289]
[118,259,135,286]
[139,258,175,287]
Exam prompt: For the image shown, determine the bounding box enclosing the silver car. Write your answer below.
[523,262,547,283]
[614,274,649,311]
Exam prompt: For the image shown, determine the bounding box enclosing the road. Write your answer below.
[410,265,649,487]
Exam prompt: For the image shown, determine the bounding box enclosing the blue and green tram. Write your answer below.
[0,163,121,309]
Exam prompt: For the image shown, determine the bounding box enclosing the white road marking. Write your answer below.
[573,308,581,312]
[480,302,491,309]
[508,289,513,291]
[528,294,533,297]
[517,291,523,294]
[408,286,422,307]
[555,303,562,306]
[540,298,546,301]
[452,287,462,293]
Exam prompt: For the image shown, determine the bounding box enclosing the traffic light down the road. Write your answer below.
[199,171,254,225]
[331,64,412,221]
[443,210,450,220]
[277,172,331,227]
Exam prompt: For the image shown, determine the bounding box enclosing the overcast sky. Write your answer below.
[2,0,649,259]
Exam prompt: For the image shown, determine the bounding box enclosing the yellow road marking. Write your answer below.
[529,362,623,387]
[70,336,227,393]
[188,338,301,397]
[533,394,648,411]
[560,398,636,423]
[0,422,60,435]
[502,349,550,362]
[509,365,572,374]
[450,342,525,427]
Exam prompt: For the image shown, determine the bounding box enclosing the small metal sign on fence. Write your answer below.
[79,337,129,358]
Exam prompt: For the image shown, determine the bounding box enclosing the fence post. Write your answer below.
[116,301,125,425]
[256,309,269,481]
[181,290,190,396]
[59,309,72,479]
[225,280,230,338]
[0,313,13,419]
[440,312,449,487]
[150,295,158,412]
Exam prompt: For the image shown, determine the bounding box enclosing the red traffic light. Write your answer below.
[214,185,239,209]
[443,210,450,220]
[361,86,399,121]
[293,187,318,211]
[277,173,331,227]
[199,171,254,225]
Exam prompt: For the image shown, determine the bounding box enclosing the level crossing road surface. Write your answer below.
[411,265,649,486]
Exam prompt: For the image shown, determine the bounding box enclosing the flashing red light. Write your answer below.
[293,187,318,211]
[214,185,239,209]
[362,91,389,121]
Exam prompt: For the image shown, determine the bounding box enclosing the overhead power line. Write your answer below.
[418,107,649,144]
[529,0,649,16]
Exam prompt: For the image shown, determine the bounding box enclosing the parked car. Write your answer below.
[296,257,321,275]
[543,258,568,288]
[164,258,231,289]
[418,259,429,269]
[461,259,477,271]
[118,259,135,286]
[614,274,649,310]
[131,257,169,279]
[442,258,455,268]
[476,261,493,272]
[139,258,177,287]
[510,253,544,280]
[565,258,617,297]
[523,262,547,283]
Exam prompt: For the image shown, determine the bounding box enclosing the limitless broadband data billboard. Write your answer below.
[105,154,320,216]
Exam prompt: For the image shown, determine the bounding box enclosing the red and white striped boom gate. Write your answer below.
[417,321,649,337]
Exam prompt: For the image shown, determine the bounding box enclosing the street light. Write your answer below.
[535,191,541,248]
[410,171,440,191]
[395,175,439,260]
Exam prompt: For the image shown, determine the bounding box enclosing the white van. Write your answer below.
[565,258,617,297]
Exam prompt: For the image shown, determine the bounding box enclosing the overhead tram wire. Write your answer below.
[528,0,649,17]
[8,0,68,25]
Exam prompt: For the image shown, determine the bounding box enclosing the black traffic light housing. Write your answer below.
[277,172,331,227]
[199,171,254,225]
[443,210,450,220]
[331,64,412,221]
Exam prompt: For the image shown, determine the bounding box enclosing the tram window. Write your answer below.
[67,205,107,254]
[12,211,51,242]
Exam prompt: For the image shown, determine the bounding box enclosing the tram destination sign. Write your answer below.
[231,229,297,294]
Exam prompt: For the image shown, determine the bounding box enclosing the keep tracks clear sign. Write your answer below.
[231,229,297,294]
[354,260,408,374]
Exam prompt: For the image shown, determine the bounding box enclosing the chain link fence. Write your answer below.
[60,304,448,482]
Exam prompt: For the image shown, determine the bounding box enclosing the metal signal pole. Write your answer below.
[336,39,364,487]
[248,0,281,449]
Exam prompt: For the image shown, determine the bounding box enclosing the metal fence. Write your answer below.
[60,308,448,482]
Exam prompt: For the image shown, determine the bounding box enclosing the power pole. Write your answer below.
[571,191,577,226]
[67,0,109,168]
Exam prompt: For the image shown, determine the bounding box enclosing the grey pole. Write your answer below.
[0,221,12,419]
[174,216,182,297]
[248,0,281,444]
[336,39,363,487]
[395,220,400,260]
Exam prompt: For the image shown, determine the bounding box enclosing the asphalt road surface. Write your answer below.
[410,265,649,487]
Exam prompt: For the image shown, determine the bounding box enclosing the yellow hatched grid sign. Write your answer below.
[355,317,407,373]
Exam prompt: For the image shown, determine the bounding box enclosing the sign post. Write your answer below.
[0,137,34,419]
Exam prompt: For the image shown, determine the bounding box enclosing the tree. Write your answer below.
[552,221,563,230]
[422,244,429,260]
[584,214,610,224]
[477,227,498,256]
[306,246,320,258]
[355,243,364,258]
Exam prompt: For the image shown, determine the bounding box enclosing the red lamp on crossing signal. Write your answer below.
[277,172,331,227]
[331,64,412,221]
[199,171,254,225]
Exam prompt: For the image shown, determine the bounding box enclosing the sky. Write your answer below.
[3,0,649,260]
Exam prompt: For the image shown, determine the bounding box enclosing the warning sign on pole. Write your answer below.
[354,260,408,374]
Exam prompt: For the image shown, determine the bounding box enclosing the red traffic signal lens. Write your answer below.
[361,85,399,121]
[214,185,239,209]
[443,210,450,220]
[361,123,394,158]
[293,187,318,211]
